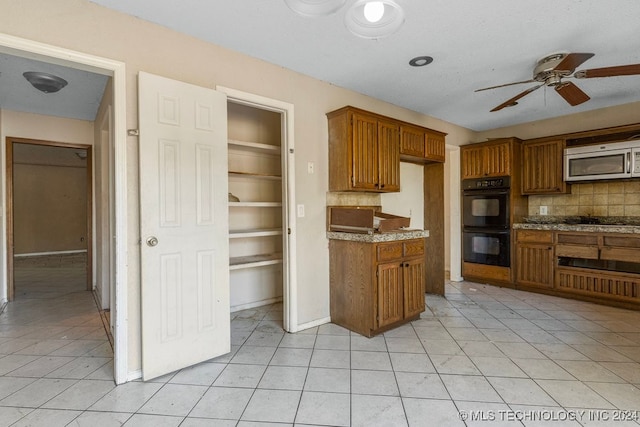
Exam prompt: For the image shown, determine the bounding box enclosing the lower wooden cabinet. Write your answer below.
[515,230,554,289]
[330,238,425,337]
[514,228,640,307]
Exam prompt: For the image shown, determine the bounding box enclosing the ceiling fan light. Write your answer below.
[345,0,404,39]
[284,0,346,16]
[23,71,68,93]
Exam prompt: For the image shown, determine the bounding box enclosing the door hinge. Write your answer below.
[288,228,291,235]
[289,148,294,154]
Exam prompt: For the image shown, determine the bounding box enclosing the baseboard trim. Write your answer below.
[15,250,87,258]
[296,316,331,332]
[231,297,282,313]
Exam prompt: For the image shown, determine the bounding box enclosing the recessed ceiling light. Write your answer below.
[23,71,68,93]
[284,0,347,16]
[409,56,434,67]
[345,0,404,39]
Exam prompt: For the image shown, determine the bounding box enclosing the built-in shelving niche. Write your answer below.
[227,102,285,313]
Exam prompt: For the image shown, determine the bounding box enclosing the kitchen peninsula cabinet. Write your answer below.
[521,138,568,194]
[328,234,428,337]
[515,230,554,289]
[461,138,514,179]
[327,106,400,192]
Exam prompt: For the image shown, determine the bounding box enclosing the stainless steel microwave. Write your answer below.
[564,140,640,182]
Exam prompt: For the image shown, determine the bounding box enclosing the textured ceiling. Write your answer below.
[87,0,640,131]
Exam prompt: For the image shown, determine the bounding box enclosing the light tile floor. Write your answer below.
[2,269,640,425]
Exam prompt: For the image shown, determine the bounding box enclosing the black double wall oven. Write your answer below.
[462,177,511,268]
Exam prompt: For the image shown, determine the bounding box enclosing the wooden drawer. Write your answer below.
[516,230,553,244]
[556,233,598,245]
[600,247,638,263]
[555,244,599,259]
[603,235,640,249]
[403,239,424,258]
[377,242,403,262]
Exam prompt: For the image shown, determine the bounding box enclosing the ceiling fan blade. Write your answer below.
[555,81,590,106]
[490,85,543,112]
[574,63,640,79]
[553,52,595,73]
[475,79,536,92]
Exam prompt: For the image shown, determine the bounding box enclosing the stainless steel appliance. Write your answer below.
[462,177,511,267]
[564,139,640,182]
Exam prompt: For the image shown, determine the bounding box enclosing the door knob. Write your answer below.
[146,236,159,247]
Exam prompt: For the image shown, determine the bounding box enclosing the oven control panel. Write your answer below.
[462,176,511,191]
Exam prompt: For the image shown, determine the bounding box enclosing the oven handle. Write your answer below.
[463,227,510,234]
[462,189,510,196]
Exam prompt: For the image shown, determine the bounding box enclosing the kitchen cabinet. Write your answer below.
[328,106,400,192]
[329,237,425,337]
[555,231,640,305]
[521,138,568,194]
[461,139,513,179]
[399,123,446,163]
[515,230,554,289]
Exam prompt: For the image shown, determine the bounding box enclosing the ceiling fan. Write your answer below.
[476,52,640,112]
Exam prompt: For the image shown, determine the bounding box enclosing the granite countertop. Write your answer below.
[514,216,640,234]
[327,229,429,242]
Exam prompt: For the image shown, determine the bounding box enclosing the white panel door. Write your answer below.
[139,72,229,380]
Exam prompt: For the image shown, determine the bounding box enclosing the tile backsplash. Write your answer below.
[528,181,640,217]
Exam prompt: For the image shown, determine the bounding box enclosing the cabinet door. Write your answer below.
[425,131,446,162]
[377,118,400,192]
[403,258,425,318]
[484,142,511,177]
[351,111,379,190]
[515,243,553,288]
[377,262,403,328]
[522,139,567,194]
[400,124,425,157]
[461,145,486,179]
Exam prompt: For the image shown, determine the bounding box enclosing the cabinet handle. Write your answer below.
[380,184,385,188]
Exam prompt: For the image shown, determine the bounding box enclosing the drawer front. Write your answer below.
[377,242,403,262]
[557,233,598,245]
[603,235,640,249]
[403,239,425,258]
[516,230,553,244]
[555,244,599,259]
[600,247,638,263]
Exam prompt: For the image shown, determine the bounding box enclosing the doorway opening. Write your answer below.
[6,139,92,301]
[0,33,128,383]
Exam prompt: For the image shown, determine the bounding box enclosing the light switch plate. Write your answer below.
[297,204,305,217]
[540,206,548,215]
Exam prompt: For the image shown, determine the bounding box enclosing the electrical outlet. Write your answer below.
[540,206,548,215]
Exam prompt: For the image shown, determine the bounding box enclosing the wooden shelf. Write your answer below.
[228,139,281,155]
[229,201,282,207]
[230,253,283,270]
[229,228,283,238]
[228,171,282,180]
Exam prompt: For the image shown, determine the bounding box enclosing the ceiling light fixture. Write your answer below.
[363,1,384,23]
[23,71,68,93]
[284,0,347,16]
[409,56,434,67]
[345,0,404,39]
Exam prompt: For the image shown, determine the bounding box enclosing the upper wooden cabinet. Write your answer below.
[521,138,568,194]
[328,106,446,193]
[460,138,516,179]
[399,123,446,163]
[328,106,400,192]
